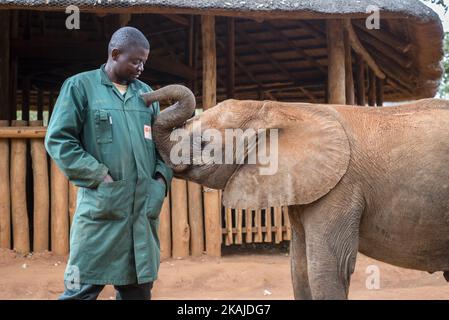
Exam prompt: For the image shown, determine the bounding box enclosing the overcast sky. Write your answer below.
[421,0,449,31]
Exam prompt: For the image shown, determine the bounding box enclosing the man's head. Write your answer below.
[107,26,150,84]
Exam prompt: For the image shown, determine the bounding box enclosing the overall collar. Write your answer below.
[100,64,138,102]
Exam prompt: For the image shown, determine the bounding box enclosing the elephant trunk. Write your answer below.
[141,85,196,172]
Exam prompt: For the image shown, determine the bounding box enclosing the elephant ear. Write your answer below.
[222,101,350,209]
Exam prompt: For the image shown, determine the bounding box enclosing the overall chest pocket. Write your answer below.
[95,109,112,144]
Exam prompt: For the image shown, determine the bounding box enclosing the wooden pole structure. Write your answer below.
[245,209,253,243]
[30,120,49,252]
[158,194,171,260]
[355,55,366,106]
[344,26,355,105]
[376,77,384,107]
[368,68,376,106]
[326,20,346,104]
[0,126,47,138]
[37,90,44,121]
[22,77,30,121]
[0,120,11,249]
[10,120,30,253]
[171,178,190,258]
[202,15,221,257]
[50,160,69,255]
[227,17,235,99]
[68,182,78,226]
[188,181,204,256]
[0,11,10,121]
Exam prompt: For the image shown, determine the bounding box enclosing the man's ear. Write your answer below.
[110,48,121,61]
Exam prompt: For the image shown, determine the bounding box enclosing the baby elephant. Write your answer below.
[143,85,449,299]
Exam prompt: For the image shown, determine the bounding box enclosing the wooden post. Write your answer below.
[368,69,376,106]
[202,15,221,257]
[355,55,366,106]
[68,183,78,226]
[51,160,69,255]
[274,207,283,244]
[0,120,11,248]
[37,90,44,121]
[188,181,204,256]
[326,20,346,104]
[245,209,253,243]
[30,120,49,252]
[22,77,30,122]
[225,208,233,245]
[376,77,384,107]
[344,27,355,105]
[10,120,30,254]
[0,11,10,121]
[158,194,171,260]
[254,209,262,243]
[171,178,190,258]
[264,208,272,243]
[235,209,242,244]
[227,17,235,99]
[283,207,291,241]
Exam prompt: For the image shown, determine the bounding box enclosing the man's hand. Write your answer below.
[103,174,114,183]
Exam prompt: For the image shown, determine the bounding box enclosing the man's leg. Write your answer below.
[114,282,153,300]
[59,282,105,300]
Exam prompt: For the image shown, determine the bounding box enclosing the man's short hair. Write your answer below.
[108,26,150,53]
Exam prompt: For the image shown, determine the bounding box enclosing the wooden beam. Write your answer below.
[22,77,30,121]
[227,18,235,99]
[163,14,190,27]
[0,11,10,120]
[0,126,47,138]
[264,21,327,75]
[353,20,411,54]
[237,28,316,102]
[37,89,44,120]
[355,54,366,106]
[344,27,355,105]
[201,15,221,257]
[326,20,346,104]
[368,68,376,106]
[376,77,384,107]
[12,40,196,80]
[343,19,386,80]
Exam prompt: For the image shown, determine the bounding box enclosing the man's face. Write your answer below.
[111,46,149,83]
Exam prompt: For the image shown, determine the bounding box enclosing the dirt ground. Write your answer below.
[0,246,448,300]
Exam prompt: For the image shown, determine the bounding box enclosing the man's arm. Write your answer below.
[151,100,174,196]
[45,79,109,188]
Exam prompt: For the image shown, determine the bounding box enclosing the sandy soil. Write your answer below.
[0,247,448,300]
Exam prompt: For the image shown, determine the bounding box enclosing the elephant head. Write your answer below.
[142,85,351,209]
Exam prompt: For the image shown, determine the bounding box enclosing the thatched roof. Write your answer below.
[0,0,445,103]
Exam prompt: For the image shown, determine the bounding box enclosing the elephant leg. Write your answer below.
[301,185,364,300]
[289,206,312,300]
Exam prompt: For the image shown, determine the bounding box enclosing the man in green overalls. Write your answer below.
[45,27,173,300]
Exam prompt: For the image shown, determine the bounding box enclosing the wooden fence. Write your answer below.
[0,123,291,258]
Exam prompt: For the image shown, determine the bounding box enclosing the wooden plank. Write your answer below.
[227,17,235,99]
[254,209,262,243]
[171,178,190,258]
[344,27,355,105]
[0,120,11,249]
[235,208,243,244]
[368,68,376,106]
[158,193,171,260]
[202,15,221,256]
[30,120,49,252]
[22,77,30,122]
[327,20,346,104]
[283,206,291,241]
[68,182,78,227]
[376,77,384,107]
[10,120,30,254]
[225,207,233,246]
[0,11,10,121]
[51,160,69,255]
[274,207,283,244]
[245,209,253,243]
[355,54,366,106]
[0,126,47,138]
[187,181,204,256]
[264,208,272,243]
